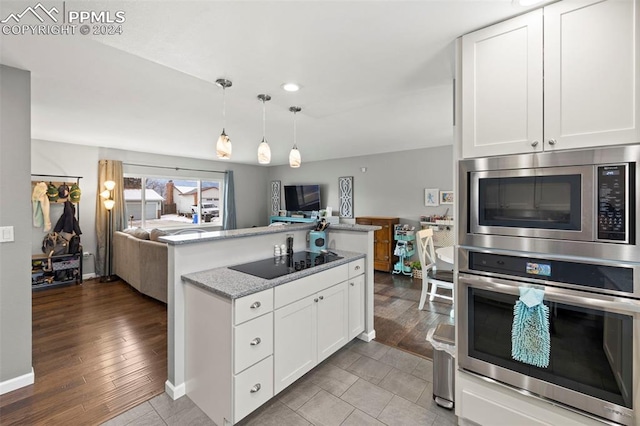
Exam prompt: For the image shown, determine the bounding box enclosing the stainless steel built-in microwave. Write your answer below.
[459,145,639,261]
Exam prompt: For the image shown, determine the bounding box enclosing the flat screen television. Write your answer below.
[284,184,321,212]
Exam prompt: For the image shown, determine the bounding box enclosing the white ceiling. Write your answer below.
[0,0,552,165]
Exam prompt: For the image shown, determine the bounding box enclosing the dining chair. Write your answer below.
[416,228,454,310]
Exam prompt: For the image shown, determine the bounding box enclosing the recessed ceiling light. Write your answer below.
[282,83,300,92]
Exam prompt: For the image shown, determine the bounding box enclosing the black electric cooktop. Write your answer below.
[228,251,343,280]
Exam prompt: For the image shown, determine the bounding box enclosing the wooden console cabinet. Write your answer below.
[355,216,399,272]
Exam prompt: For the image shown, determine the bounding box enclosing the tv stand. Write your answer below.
[269,216,316,224]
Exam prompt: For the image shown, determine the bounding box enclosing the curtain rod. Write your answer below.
[122,162,226,174]
[31,174,83,179]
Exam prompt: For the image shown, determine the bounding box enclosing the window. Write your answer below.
[123,175,223,229]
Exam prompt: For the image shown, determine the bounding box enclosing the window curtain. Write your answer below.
[223,170,236,230]
[95,160,126,277]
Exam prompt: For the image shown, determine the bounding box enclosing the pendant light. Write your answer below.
[257,94,272,164]
[215,78,232,159]
[289,106,302,168]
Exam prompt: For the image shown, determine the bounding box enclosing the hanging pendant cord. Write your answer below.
[222,87,226,129]
[293,110,298,149]
[262,98,266,140]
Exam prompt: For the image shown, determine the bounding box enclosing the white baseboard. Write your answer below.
[358,330,376,342]
[0,367,34,395]
[82,273,96,280]
[165,380,186,400]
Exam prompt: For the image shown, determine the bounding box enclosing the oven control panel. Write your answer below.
[468,251,634,294]
[597,164,629,242]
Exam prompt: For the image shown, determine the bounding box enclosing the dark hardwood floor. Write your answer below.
[373,271,454,359]
[0,279,167,425]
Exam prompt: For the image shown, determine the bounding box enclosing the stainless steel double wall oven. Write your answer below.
[458,145,640,425]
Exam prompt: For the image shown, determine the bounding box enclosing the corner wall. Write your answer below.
[0,65,33,392]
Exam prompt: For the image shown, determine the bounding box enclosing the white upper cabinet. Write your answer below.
[462,0,639,158]
[462,10,543,157]
[543,0,639,151]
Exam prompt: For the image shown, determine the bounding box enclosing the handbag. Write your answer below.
[42,232,69,256]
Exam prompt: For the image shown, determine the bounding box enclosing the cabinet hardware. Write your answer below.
[548,139,557,145]
[319,296,324,300]
[314,298,319,302]
[355,265,360,270]
[531,140,539,147]
[250,337,261,346]
[350,282,354,286]
[250,301,261,309]
[250,383,261,393]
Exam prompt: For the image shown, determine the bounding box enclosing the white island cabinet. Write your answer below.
[184,259,364,426]
[274,264,349,394]
[347,258,366,340]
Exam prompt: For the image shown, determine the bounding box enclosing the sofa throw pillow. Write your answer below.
[149,228,169,242]
[123,227,150,240]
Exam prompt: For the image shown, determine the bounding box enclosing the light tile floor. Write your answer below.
[101,340,456,426]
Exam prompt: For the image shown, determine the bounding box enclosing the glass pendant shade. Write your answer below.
[103,199,115,210]
[104,180,116,191]
[99,189,111,199]
[258,137,271,164]
[216,129,232,159]
[289,146,301,168]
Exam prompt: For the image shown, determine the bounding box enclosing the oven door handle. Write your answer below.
[459,273,640,314]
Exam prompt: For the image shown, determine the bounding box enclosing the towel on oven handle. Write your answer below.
[511,287,550,368]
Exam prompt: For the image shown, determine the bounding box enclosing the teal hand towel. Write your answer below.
[511,287,550,368]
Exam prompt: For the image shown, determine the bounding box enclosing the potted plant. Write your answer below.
[410,261,422,279]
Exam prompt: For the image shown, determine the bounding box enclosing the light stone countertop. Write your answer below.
[160,222,380,245]
[181,249,365,299]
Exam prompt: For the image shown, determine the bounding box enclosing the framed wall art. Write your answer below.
[270,180,281,216]
[425,188,439,206]
[339,176,354,218]
[440,190,454,205]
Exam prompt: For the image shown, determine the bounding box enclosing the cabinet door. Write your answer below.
[317,281,349,363]
[544,0,639,151]
[348,274,365,340]
[274,295,317,394]
[462,9,543,158]
[373,220,393,271]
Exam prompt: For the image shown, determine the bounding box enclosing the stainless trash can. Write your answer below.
[430,323,455,409]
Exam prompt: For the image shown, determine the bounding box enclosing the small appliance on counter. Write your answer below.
[309,231,327,253]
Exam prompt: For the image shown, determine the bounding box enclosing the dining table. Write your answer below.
[435,245,454,265]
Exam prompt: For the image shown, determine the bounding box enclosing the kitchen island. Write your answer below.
[182,249,366,425]
[159,222,378,411]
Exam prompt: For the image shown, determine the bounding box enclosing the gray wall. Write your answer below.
[31,140,271,276]
[0,65,32,383]
[267,145,454,229]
